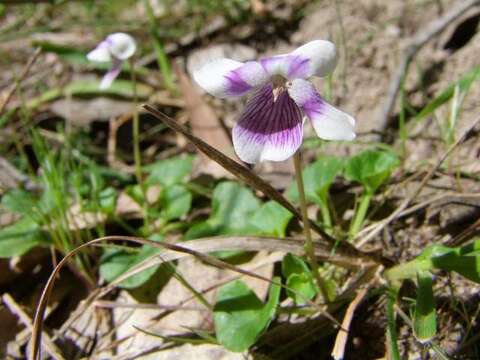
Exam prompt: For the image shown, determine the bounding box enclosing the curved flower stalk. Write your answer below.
[87,33,136,89]
[193,40,356,164]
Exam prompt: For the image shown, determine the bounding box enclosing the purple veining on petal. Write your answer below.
[302,95,326,119]
[224,71,252,96]
[232,84,303,163]
[286,55,310,79]
[259,55,310,79]
[259,56,284,73]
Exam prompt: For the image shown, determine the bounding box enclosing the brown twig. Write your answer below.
[331,288,368,360]
[2,293,65,360]
[378,0,480,132]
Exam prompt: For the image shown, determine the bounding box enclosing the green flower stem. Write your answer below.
[129,58,149,229]
[349,190,373,239]
[386,286,401,360]
[293,151,330,301]
[318,196,332,234]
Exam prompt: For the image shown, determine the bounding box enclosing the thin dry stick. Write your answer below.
[2,293,65,360]
[142,104,388,266]
[331,288,368,360]
[357,116,480,247]
[378,0,480,132]
[94,236,371,303]
[293,151,330,301]
[30,236,346,360]
[94,300,206,312]
[0,47,42,115]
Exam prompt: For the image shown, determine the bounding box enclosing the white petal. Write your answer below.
[291,40,337,78]
[233,61,270,89]
[288,78,355,141]
[309,102,356,141]
[193,58,245,98]
[106,33,136,60]
[260,55,291,78]
[87,44,111,62]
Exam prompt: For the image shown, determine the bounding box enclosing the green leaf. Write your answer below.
[431,251,480,284]
[98,187,117,214]
[249,201,293,237]
[282,253,310,278]
[145,155,194,187]
[385,244,453,282]
[345,149,400,193]
[0,217,49,258]
[1,189,38,217]
[413,271,436,342]
[281,254,317,304]
[160,184,192,221]
[34,41,92,66]
[24,80,153,112]
[100,240,163,289]
[416,66,480,120]
[287,156,344,205]
[213,277,281,352]
[185,181,261,240]
[126,184,145,205]
[286,273,317,304]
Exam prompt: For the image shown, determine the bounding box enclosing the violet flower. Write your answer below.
[193,40,356,164]
[87,33,136,89]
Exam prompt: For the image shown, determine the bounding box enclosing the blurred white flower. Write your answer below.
[87,33,136,89]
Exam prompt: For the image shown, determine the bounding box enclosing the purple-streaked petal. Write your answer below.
[87,41,112,63]
[260,55,291,78]
[193,58,244,98]
[100,58,123,89]
[193,59,269,98]
[106,33,136,60]
[291,40,336,78]
[232,84,303,163]
[288,79,355,141]
[231,61,270,91]
[259,54,313,80]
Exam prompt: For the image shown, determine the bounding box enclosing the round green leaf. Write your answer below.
[145,155,194,187]
[160,184,192,221]
[345,149,399,192]
[185,181,261,240]
[214,278,281,352]
[287,156,344,205]
[100,244,161,289]
[250,201,293,237]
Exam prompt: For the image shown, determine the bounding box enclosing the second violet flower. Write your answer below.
[193,40,356,164]
[87,32,136,90]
